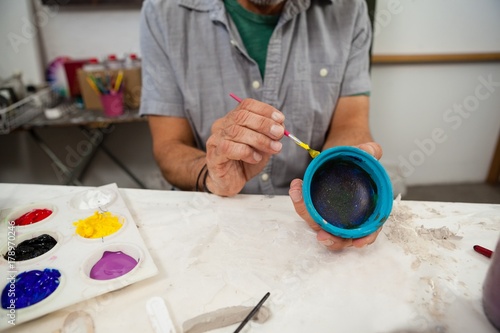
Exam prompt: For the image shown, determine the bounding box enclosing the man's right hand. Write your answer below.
[205,98,285,196]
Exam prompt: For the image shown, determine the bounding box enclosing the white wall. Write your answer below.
[35,1,141,61]
[1,0,499,188]
[371,0,500,186]
[371,64,500,185]
[0,0,45,85]
[371,0,500,54]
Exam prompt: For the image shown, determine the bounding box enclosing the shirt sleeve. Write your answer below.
[339,0,372,97]
[139,0,185,117]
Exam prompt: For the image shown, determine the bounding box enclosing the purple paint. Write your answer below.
[1,268,61,309]
[89,251,138,280]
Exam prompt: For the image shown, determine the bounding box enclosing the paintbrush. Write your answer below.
[233,292,270,333]
[229,93,321,158]
[114,70,124,93]
[283,129,321,158]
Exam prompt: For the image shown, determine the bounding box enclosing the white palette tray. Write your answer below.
[0,184,158,330]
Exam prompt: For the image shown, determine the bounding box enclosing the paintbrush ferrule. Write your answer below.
[286,133,304,146]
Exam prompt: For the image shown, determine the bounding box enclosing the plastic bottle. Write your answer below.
[483,237,500,330]
[82,58,105,72]
[124,53,141,69]
[105,54,123,70]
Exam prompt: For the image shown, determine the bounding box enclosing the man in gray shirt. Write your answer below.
[139,0,383,250]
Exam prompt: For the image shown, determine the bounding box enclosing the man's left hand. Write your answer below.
[288,142,385,251]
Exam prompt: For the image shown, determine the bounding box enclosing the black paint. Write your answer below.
[3,234,57,261]
[310,160,377,229]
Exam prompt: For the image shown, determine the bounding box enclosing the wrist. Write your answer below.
[195,164,207,192]
[195,163,212,193]
[202,168,212,193]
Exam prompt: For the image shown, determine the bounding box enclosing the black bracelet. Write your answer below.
[202,167,212,194]
[195,164,207,192]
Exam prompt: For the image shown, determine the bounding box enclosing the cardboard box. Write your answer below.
[77,67,141,111]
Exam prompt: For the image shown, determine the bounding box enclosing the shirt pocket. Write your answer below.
[288,62,343,149]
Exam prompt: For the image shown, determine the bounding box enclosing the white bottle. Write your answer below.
[82,58,105,72]
[105,54,123,70]
[124,53,141,69]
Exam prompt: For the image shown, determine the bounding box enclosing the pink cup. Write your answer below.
[100,92,124,117]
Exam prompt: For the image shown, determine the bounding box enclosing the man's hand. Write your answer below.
[288,142,384,250]
[205,98,285,196]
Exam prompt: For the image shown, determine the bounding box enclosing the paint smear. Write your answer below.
[4,234,57,261]
[73,211,123,239]
[310,160,377,229]
[13,208,53,226]
[89,251,138,280]
[1,268,61,309]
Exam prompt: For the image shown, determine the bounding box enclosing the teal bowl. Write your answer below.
[302,146,393,239]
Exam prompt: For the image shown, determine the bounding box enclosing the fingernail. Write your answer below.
[253,152,262,161]
[289,189,302,203]
[270,140,282,152]
[320,239,334,247]
[270,124,283,137]
[361,143,376,157]
[272,112,284,122]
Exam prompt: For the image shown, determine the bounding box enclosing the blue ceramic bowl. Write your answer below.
[302,146,393,239]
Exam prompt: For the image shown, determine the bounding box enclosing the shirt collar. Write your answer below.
[176,0,334,15]
[178,0,220,12]
[176,0,335,26]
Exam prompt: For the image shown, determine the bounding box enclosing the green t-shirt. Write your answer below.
[224,0,369,96]
[224,0,280,78]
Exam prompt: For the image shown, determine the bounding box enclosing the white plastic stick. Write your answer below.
[146,296,177,333]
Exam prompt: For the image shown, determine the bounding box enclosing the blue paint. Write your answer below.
[1,268,61,309]
[303,146,393,239]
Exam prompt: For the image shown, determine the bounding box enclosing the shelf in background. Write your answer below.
[372,53,500,65]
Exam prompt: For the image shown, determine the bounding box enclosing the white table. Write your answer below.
[1,183,499,333]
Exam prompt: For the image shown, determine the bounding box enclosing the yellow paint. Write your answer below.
[298,142,309,150]
[299,143,320,158]
[73,211,123,238]
[309,149,321,158]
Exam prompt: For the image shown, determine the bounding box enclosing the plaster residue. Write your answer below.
[415,226,462,250]
[383,198,465,323]
[183,305,270,333]
[383,198,462,269]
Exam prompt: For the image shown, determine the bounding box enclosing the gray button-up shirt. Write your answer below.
[140,0,372,195]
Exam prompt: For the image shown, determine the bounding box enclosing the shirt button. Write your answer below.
[230,39,237,47]
[319,68,328,77]
[252,81,260,89]
[261,173,269,181]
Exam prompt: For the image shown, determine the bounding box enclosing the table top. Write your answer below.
[20,103,144,129]
[1,183,499,333]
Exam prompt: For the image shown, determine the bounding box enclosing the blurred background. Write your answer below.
[0,0,499,203]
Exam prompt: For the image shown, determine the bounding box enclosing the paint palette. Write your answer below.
[0,184,158,330]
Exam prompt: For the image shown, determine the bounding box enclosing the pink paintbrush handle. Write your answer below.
[229,93,242,103]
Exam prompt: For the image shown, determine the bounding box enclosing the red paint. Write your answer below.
[13,209,53,226]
